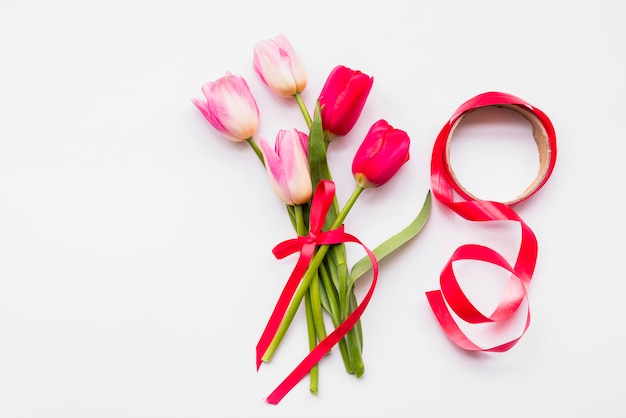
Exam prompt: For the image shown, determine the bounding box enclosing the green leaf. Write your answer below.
[308,101,341,230]
[318,278,331,314]
[308,101,329,190]
[348,190,432,286]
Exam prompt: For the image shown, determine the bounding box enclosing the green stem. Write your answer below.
[294,204,306,235]
[310,271,327,342]
[319,260,353,373]
[296,204,323,390]
[326,241,364,376]
[333,243,364,376]
[304,288,319,394]
[294,92,312,130]
[345,298,364,376]
[335,245,350,318]
[346,333,363,376]
[246,137,264,165]
[262,184,365,363]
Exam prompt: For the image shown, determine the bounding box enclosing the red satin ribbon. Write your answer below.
[426,91,557,351]
[257,180,379,404]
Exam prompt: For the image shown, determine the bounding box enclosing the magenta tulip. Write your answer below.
[258,128,312,205]
[352,120,410,188]
[192,73,260,142]
[253,34,307,98]
[318,65,374,137]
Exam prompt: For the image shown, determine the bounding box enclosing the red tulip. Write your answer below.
[318,65,374,137]
[352,120,410,188]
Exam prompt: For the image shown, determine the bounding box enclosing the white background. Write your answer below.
[1,0,624,417]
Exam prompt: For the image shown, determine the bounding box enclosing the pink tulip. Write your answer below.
[253,34,307,98]
[318,65,374,136]
[352,120,410,188]
[259,129,312,205]
[192,72,259,142]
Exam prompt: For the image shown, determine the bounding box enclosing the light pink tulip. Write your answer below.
[253,34,307,98]
[192,72,259,142]
[259,129,312,205]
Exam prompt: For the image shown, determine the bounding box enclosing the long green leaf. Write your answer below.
[308,101,328,191]
[349,190,432,285]
[308,101,341,230]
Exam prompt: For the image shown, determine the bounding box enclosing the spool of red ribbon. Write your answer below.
[426,91,557,351]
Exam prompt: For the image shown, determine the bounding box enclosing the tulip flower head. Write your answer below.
[253,34,307,98]
[259,129,312,205]
[352,119,410,188]
[319,65,374,137]
[192,72,260,142]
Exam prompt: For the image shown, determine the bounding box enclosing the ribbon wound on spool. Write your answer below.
[426,91,557,351]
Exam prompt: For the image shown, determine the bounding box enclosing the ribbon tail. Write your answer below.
[256,244,315,370]
[265,234,378,404]
[426,289,531,352]
[257,181,340,370]
[426,290,482,351]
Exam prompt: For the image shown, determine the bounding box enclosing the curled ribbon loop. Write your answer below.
[257,180,379,404]
[426,92,557,352]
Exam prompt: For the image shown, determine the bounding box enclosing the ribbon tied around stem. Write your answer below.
[256,180,379,404]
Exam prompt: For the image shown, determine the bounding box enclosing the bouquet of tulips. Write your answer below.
[193,34,431,403]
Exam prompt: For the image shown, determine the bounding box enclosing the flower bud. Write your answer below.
[192,73,259,142]
[253,34,307,98]
[319,65,374,137]
[259,128,312,205]
[352,120,410,188]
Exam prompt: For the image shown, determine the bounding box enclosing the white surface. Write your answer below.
[0,0,624,416]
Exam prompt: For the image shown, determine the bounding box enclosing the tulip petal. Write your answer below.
[319,65,373,136]
[194,74,259,142]
[259,130,312,205]
[352,119,410,188]
[253,34,307,98]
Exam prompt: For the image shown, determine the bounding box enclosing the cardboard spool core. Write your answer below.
[444,104,552,205]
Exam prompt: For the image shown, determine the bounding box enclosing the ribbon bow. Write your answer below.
[256,180,379,404]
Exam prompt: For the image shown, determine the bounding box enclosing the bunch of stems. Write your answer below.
[248,94,366,393]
